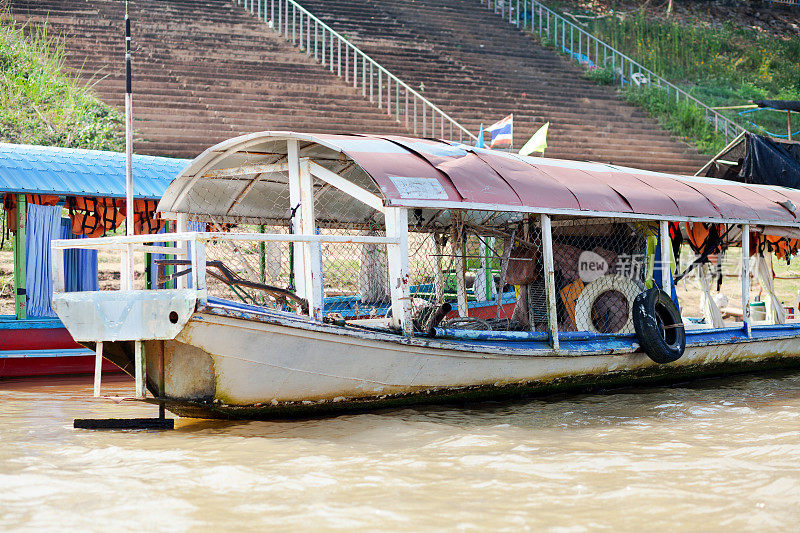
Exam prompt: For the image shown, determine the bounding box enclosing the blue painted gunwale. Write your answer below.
[323,289,516,318]
[202,297,800,355]
[0,348,92,358]
[0,315,68,330]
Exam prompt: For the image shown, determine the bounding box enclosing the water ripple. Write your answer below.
[1,371,800,530]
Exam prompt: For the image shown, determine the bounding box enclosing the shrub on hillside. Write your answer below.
[624,86,726,155]
[0,18,123,150]
[583,66,615,85]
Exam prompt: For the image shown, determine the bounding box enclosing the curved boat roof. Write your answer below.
[158,131,800,227]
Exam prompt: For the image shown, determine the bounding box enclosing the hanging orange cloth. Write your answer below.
[2,194,59,233]
[4,194,17,232]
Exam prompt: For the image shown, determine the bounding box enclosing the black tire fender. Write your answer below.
[632,288,686,364]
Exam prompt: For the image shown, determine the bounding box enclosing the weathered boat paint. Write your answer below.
[52,289,197,342]
[0,349,119,378]
[82,303,799,419]
[148,350,800,420]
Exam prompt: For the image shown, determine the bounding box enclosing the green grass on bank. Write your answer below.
[533,6,799,154]
[581,13,800,137]
[623,85,727,154]
[0,17,123,150]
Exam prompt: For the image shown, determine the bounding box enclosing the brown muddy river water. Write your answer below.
[1,372,800,531]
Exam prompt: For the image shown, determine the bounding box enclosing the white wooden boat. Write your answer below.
[51,132,800,418]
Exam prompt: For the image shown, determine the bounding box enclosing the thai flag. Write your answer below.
[486,114,513,149]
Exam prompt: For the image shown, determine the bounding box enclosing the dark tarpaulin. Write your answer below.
[736,134,800,189]
[754,100,800,112]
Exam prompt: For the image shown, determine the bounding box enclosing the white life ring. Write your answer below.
[574,274,642,334]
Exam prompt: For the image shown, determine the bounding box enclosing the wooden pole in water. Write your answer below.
[789,111,793,141]
[134,340,145,399]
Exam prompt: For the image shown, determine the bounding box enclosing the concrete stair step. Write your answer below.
[9,0,709,173]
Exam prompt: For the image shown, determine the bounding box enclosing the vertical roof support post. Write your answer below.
[788,110,792,141]
[120,249,133,291]
[52,242,65,295]
[741,224,752,338]
[287,139,307,300]
[259,225,267,284]
[13,193,26,320]
[482,237,493,301]
[432,233,445,304]
[452,211,468,318]
[540,214,560,351]
[192,236,207,307]
[176,213,188,289]
[659,220,671,294]
[299,159,323,320]
[386,206,411,334]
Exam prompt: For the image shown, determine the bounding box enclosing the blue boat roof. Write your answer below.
[0,143,190,199]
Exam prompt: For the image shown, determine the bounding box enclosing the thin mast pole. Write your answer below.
[124,4,134,289]
[125,7,133,237]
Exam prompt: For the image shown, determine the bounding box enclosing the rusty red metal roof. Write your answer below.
[162,132,800,225]
[322,134,800,223]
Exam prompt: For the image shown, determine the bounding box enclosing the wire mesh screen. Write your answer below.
[674,223,800,328]
[322,227,392,320]
[315,169,391,319]
[405,212,543,332]
[205,225,295,307]
[155,224,394,318]
[551,218,648,334]
[675,241,741,327]
[154,224,299,312]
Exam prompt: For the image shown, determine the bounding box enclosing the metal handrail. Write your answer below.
[236,0,477,143]
[480,0,746,142]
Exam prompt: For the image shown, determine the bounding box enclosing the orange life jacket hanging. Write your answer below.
[752,233,800,261]
[67,197,126,237]
[127,199,165,235]
[685,222,725,260]
[26,194,60,206]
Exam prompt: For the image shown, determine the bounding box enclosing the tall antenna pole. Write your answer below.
[125,3,133,237]
[123,2,134,290]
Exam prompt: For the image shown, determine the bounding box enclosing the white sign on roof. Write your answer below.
[389,176,448,200]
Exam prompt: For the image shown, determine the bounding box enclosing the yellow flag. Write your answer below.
[519,122,549,156]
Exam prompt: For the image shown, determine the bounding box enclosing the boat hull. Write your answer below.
[0,319,119,378]
[143,310,800,419]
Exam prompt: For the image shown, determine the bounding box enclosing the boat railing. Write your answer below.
[52,230,398,312]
